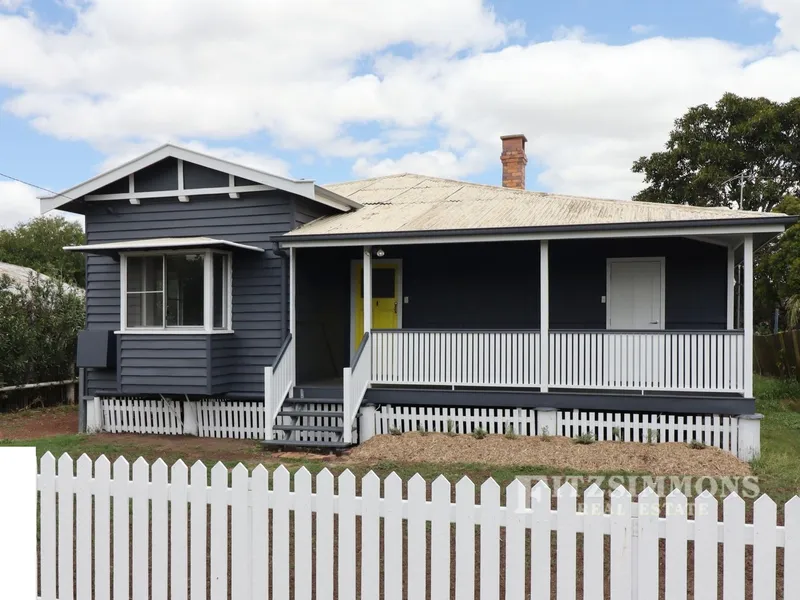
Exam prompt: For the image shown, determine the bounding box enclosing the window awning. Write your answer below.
[63,237,265,257]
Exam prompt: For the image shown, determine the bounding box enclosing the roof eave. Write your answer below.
[276,215,798,247]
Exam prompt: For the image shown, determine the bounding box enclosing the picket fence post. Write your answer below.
[737,413,762,461]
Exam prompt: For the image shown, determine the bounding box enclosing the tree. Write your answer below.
[0,216,85,287]
[632,93,800,212]
[757,196,800,328]
[0,274,85,387]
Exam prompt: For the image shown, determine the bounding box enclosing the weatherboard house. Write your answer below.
[45,135,793,456]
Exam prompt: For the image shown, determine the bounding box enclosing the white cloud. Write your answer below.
[0,180,84,229]
[0,0,799,201]
[0,181,39,227]
[0,0,26,11]
[744,0,800,50]
[631,24,654,35]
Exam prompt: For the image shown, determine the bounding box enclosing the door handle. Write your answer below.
[650,320,659,324]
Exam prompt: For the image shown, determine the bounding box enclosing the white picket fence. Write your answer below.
[99,397,183,435]
[37,453,798,600]
[365,405,759,459]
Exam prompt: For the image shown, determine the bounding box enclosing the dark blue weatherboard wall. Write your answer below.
[82,159,299,398]
[294,238,729,382]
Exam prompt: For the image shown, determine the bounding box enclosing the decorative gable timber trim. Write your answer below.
[86,183,275,202]
[39,143,361,214]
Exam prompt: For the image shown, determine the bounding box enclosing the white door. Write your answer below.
[607,259,664,330]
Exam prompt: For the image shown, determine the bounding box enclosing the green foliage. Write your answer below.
[646,428,660,444]
[0,274,84,387]
[573,432,595,445]
[632,93,800,213]
[446,419,456,436]
[471,427,487,440]
[611,426,622,441]
[416,424,428,436]
[504,423,517,440]
[0,216,85,287]
[688,439,706,450]
[388,427,402,436]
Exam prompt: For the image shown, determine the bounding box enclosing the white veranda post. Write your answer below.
[743,235,754,398]
[540,240,549,392]
[727,245,735,329]
[363,247,372,339]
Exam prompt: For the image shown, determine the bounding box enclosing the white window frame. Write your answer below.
[118,249,233,334]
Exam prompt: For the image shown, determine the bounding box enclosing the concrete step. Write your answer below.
[277,410,344,418]
[273,424,343,433]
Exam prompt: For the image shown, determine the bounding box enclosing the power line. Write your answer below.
[0,171,74,201]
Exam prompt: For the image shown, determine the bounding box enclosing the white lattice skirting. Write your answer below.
[362,405,761,461]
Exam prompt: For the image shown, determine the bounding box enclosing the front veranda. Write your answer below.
[293,236,751,402]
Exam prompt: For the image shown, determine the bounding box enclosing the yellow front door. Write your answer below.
[354,264,399,346]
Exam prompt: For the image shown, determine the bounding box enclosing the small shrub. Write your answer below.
[416,425,428,436]
[646,428,660,445]
[389,427,402,436]
[504,423,517,440]
[446,419,456,436]
[573,432,595,445]
[539,425,550,441]
[472,427,487,440]
[611,427,622,441]
[688,439,706,450]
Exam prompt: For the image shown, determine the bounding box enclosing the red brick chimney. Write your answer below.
[500,134,527,189]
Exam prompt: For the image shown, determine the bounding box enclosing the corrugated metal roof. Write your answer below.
[285,173,785,237]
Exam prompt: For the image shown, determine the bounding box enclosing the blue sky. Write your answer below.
[0,0,796,226]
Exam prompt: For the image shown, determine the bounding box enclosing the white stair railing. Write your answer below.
[343,332,372,444]
[264,334,295,441]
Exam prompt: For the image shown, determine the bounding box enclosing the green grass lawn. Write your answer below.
[2,377,800,502]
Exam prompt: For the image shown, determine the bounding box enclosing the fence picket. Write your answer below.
[272,465,290,600]
[481,478,501,600]
[362,472,381,599]
[338,470,357,600]
[665,489,688,600]
[637,488,659,600]
[231,464,250,600]
[132,458,149,600]
[786,497,800,599]
[723,492,746,600]
[505,480,526,600]
[583,484,604,600]
[610,486,633,600]
[530,481,551,600]
[313,469,333,600]
[694,491,718,599]
[753,495,778,600]
[209,463,228,600]
[431,476,452,600]
[93,456,111,600]
[75,455,92,600]
[170,461,189,600]
[557,483,578,600]
[455,476,476,600]
[39,453,57,600]
[151,459,169,600]
[57,454,74,600]
[112,457,130,600]
[384,473,403,600]
[251,466,269,600]
[189,461,208,600]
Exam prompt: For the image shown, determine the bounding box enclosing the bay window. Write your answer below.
[122,250,231,332]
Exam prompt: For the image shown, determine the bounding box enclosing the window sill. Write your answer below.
[115,329,235,335]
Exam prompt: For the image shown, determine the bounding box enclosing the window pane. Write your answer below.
[213,254,227,329]
[165,254,205,326]
[126,292,163,327]
[127,256,163,292]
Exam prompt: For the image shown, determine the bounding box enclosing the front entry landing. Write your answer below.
[352,261,402,351]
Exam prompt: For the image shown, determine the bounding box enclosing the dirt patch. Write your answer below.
[0,405,78,439]
[348,432,751,476]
